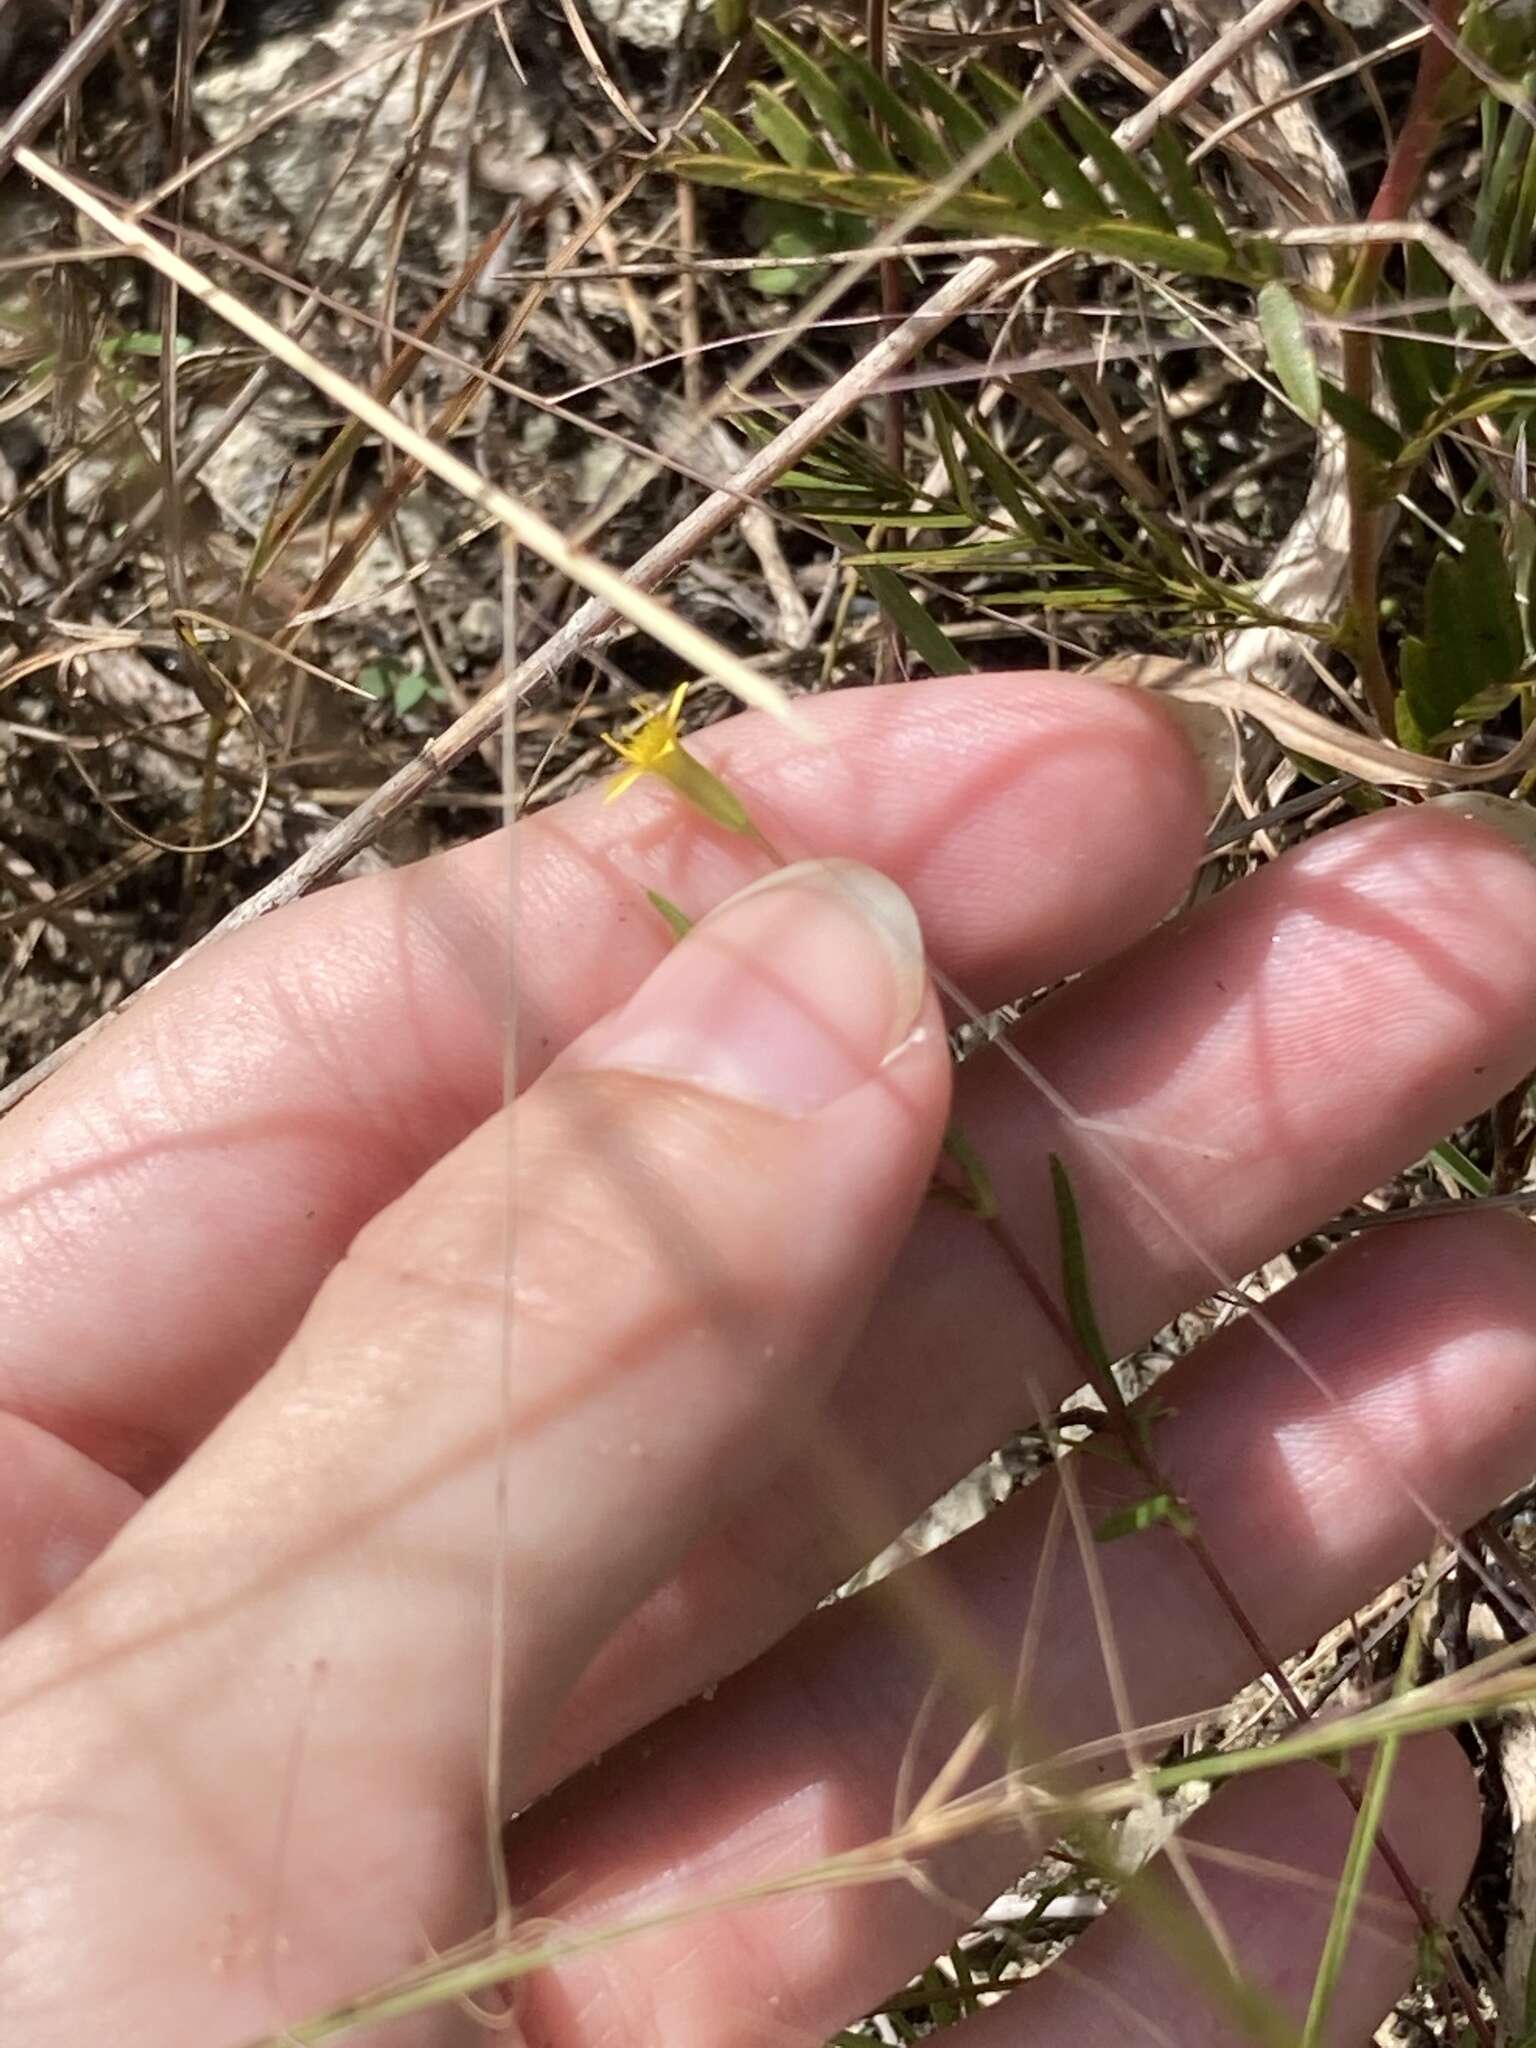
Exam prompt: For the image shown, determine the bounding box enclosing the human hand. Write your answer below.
[1,670,1532,2046]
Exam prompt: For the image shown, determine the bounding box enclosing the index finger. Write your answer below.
[0,674,1222,1508]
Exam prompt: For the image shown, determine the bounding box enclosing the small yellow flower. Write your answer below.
[602,682,691,802]
[601,682,757,839]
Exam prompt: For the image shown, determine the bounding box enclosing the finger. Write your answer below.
[529,795,1536,1776]
[0,860,952,2046]
[498,1212,1534,2046]
[0,675,1219,1496]
[952,1738,1477,2048]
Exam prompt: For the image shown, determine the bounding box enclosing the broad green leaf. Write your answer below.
[745,197,853,295]
[1401,516,1524,739]
[1257,281,1321,423]
[1395,644,1433,749]
[391,670,431,714]
[1318,379,1406,464]
[1465,0,1536,85]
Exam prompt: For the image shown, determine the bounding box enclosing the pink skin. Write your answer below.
[0,671,1531,2045]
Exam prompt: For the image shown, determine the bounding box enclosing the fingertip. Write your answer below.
[1374,1729,1480,1923]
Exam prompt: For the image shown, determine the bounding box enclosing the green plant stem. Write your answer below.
[1340,0,1466,732]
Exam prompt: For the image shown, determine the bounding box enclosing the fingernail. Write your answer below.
[1154,696,1238,820]
[1424,791,1536,861]
[571,859,928,1115]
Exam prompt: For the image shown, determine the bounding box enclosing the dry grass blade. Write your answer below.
[1105,657,1536,787]
[16,147,805,737]
[0,0,147,169]
[0,243,1007,1112]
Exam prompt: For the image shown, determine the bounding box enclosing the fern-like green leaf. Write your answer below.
[671,37,1247,284]
[1056,93,1173,232]
[819,30,951,176]
[754,21,897,174]
[749,84,834,170]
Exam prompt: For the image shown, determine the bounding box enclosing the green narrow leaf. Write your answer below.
[1428,1138,1493,1196]
[940,1121,998,1219]
[820,31,952,175]
[748,84,835,169]
[645,888,694,940]
[923,391,981,520]
[1470,94,1530,272]
[1003,103,1103,214]
[666,157,1019,233]
[1300,1593,1431,2047]
[904,58,1042,207]
[1148,123,1233,255]
[1257,280,1322,423]
[853,558,966,674]
[754,21,898,174]
[1048,1153,1117,1392]
[1404,238,1460,379]
[1057,93,1172,230]
[671,153,1236,274]
[698,107,764,160]
[963,62,1105,213]
[949,406,1038,534]
[1378,326,1439,432]
[1072,217,1235,280]
[1503,113,1536,284]
[1095,1494,1195,1544]
[1318,379,1406,464]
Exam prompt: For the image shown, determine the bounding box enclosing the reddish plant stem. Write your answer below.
[1342,0,1466,731]
[867,0,907,686]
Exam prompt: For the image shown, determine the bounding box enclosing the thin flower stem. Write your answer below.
[975,1198,1494,2044]
[1340,0,1466,732]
